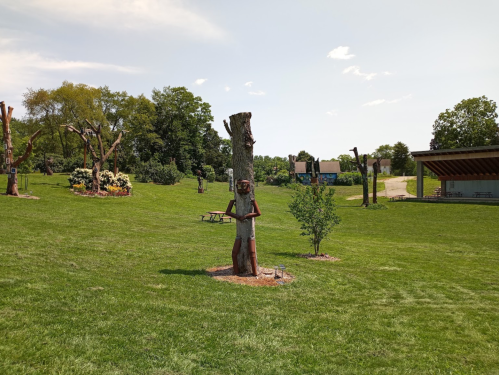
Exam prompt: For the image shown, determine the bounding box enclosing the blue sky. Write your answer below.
[1,0,499,159]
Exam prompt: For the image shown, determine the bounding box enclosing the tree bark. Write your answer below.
[46,157,54,176]
[372,157,381,204]
[225,113,258,274]
[350,147,369,206]
[1,102,41,196]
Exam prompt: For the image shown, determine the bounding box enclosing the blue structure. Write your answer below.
[295,161,341,186]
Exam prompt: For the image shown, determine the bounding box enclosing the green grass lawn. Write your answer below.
[407,176,441,196]
[1,174,498,374]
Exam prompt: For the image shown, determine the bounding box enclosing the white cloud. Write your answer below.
[383,71,393,75]
[343,66,377,81]
[326,110,338,116]
[194,78,207,85]
[249,91,265,96]
[4,0,225,40]
[225,86,230,92]
[327,46,355,60]
[244,81,253,87]
[0,50,141,74]
[363,99,386,106]
[363,95,412,106]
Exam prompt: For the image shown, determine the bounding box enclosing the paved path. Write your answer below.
[346,176,417,200]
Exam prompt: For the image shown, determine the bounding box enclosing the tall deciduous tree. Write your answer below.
[373,144,393,160]
[1,102,41,196]
[431,96,499,149]
[391,141,414,175]
[296,150,313,162]
[151,86,213,174]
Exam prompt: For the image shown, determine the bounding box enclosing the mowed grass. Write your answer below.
[407,176,441,197]
[1,174,498,374]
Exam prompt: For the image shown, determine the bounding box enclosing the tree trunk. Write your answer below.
[227,112,258,274]
[92,162,101,193]
[46,157,54,176]
[350,147,369,206]
[2,101,41,196]
[372,157,381,204]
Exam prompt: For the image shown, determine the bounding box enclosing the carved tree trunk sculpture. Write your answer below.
[224,113,258,274]
[62,119,123,193]
[350,147,369,206]
[372,157,381,204]
[45,157,54,176]
[288,154,296,183]
[1,101,42,196]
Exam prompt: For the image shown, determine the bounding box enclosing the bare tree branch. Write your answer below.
[61,125,98,159]
[103,132,123,162]
[223,119,233,137]
[12,130,42,168]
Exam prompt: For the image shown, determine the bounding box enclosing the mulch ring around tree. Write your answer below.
[298,253,341,262]
[206,266,294,287]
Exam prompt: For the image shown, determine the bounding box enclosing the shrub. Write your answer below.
[114,172,133,190]
[99,170,116,190]
[335,175,353,186]
[203,165,216,183]
[274,170,290,186]
[73,183,86,193]
[135,160,183,185]
[68,169,93,189]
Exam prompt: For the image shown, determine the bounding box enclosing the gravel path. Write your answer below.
[346,176,417,200]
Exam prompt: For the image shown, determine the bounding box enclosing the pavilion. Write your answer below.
[411,145,499,198]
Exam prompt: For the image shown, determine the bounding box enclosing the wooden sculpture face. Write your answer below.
[236,179,250,194]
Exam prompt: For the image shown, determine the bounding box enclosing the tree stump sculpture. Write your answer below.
[288,154,296,183]
[197,170,204,193]
[224,114,261,275]
[372,157,381,204]
[62,120,124,193]
[1,101,42,196]
[350,147,369,206]
[45,157,54,176]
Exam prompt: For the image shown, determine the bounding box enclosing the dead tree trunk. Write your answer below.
[1,101,41,196]
[224,114,259,274]
[350,147,369,206]
[372,157,381,204]
[62,119,124,193]
[288,154,296,183]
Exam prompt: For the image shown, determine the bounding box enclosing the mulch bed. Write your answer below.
[206,266,294,287]
[298,253,341,262]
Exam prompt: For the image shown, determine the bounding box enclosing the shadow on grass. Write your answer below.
[159,269,207,277]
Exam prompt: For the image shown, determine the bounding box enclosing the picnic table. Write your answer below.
[445,191,462,198]
[389,195,405,202]
[200,211,233,223]
[472,192,493,198]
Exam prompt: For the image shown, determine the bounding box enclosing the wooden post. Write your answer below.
[1,101,41,196]
[224,113,258,274]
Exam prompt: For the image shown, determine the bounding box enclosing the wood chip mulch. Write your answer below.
[298,253,341,261]
[206,266,294,287]
[2,193,40,200]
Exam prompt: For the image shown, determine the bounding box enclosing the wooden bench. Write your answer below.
[200,214,213,221]
[389,195,406,202]
[220,216,232,223]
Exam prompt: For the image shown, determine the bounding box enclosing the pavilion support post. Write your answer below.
[416,161,424,198]
[441,180,447,196]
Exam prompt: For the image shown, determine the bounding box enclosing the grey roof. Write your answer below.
[411,144,499,157]
[294,161,341,173]
[367,159,391,167]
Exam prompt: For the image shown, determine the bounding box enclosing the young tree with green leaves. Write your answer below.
[391,141,414,175]
[288,184,341,256]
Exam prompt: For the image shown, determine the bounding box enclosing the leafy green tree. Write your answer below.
[337,154,355,172]
[432,96,499,149]
[391,142,414,175]
[373,144,393,159]
[151,86,213,174]
[296,150,313,162]
[288,184,341,256]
